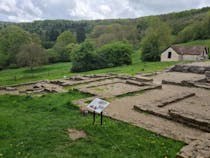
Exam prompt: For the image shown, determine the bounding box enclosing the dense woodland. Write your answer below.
[0,7,210,72]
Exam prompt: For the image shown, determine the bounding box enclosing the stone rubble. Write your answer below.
[19,82,65,94]
[176,134,210,158]
[170,65,210,74]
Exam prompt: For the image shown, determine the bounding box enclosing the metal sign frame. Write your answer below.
[87,98,110,125]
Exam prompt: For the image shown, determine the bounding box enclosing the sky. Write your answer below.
[0,0,210,22]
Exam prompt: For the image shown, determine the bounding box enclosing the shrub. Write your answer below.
[97,42,133,67]
[70,41,133,72]
[71,41,100,72]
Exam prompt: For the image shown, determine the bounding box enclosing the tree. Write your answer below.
[97,42,133,67]
[0,53,8,70]
[137,19,149,41]
[55,31,76,46]
[16,43,48,70]
[0,25,32,67]
[31,33,42,44]
[53,31,76,62]
[141,18,172,61]
[76,25,86,43]
[141,33,160,61]
[47,48,60,63]
[89,23,139,47]
[65,43,79,60]
[71,41,133,72]
[71,41,100,72]
[176,12,210,43]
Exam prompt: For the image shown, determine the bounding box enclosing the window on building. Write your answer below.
[168,52,172,58]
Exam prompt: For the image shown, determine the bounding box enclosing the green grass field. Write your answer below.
[0,51,186,157]
[0,90,185,158]
[0,51,180,86]
[177,39,210,47]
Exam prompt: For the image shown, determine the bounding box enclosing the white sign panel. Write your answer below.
[87,98,110,113]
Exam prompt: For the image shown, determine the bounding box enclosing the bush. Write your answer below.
[71,41,133,72]
[71,41,100,72]
[97,42,133,67]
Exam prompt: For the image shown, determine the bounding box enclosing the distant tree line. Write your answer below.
[0,26,77,70]
[88,23,139,48]
[18,20,87,49]
[0,7,210,71]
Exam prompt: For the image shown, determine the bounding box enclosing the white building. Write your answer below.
[161,46,209,62]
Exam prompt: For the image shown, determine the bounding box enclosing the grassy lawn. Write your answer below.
[0,90,185,158]
[177,39,210,47]
[0,52,180,86]
[81,61,179,75]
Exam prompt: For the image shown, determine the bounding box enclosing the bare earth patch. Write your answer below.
[67,128,87,141]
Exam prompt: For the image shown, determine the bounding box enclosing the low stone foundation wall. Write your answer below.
[133,91,210,133]
[126,80,150,86]
[162,80,195,87]
[169,110,210,133]
[170,64,210,74]
[162,79,210,90]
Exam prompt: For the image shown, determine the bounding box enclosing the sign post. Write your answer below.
[93,111,96,125]
[87,98,110,125]
[100,112,103,125]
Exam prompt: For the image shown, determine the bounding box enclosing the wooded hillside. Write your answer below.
[0,7,210,71]
[0,7,209,48]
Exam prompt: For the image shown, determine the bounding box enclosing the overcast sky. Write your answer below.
[0,0,210,22]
